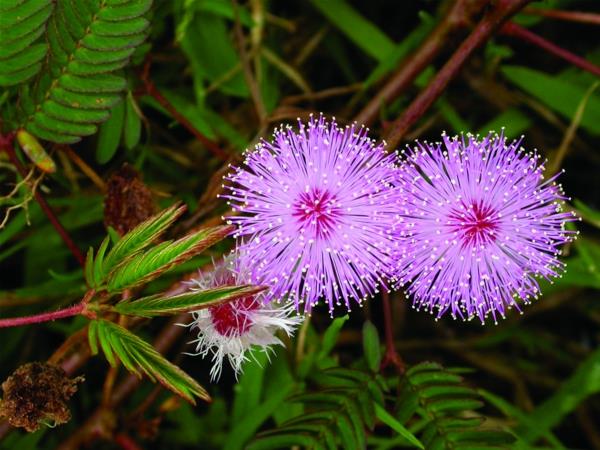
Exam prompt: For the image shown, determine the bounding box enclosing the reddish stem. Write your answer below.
[140,60,229,161]
[380,290,405,374]
[1,136,86,267]
[114,434,143,450]
[384,0,532,149]
[0,290,95,329]
[354,0,484,127]
[522,7,600,26]
[0,303,85,328]
[501,22,600,77]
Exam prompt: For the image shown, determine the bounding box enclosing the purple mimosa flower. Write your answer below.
[396,132,578,324]
[221,115,404,314]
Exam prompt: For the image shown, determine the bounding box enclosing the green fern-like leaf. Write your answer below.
[103,203,186,273]
[113,284,266,317]
[397,362,515,450]
[248,368,394,450]
[18,0,152,143]
[88,319,209,404]
[0,0,53,87]
[106,224,232,291]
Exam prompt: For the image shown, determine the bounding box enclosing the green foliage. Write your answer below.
[88,319,209,404]
[123,90,142,149]
[248,367,388,450]
[0,1,598,448]
[0,0,53,87]
[397,362,515,449]
[374,403,423,449]
[103,203,185,272]
[106,224,231,291]
[309,0,395,62]
[362,320,382,373]
[96,98,125,163]
[516,346,600,443]
[113,284,265,317]
[3,0,152,143]
[502,65,600,136]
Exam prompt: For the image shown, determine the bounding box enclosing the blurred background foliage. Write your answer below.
[1,0,599,448]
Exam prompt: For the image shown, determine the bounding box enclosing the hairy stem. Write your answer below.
[384,0,532,149]
[0,304,85,328]
[0,290,95,329]
[0,135,86,266]
[501,22,600,77]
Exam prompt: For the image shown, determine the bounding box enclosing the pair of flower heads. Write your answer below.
[185,114,578,381]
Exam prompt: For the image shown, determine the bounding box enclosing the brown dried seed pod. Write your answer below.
[0,362,83,432]
[104,163,155,236]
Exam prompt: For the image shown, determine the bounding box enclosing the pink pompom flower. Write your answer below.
[221,115,405,314]
[395,132,578,324]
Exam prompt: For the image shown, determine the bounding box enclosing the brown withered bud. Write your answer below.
[0,362,84,432]
[104,164,155,236]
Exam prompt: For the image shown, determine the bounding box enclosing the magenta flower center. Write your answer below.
[292,188,341,238]
[448,201,499,247]
[209,297,259,336]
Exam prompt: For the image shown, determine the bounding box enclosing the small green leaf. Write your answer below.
[318,314,348,359]
[114,284,266,317]
[92,237,110,288]
[85,247,95,287]
[375,404,424,449]
[89,319,210,404]
[88,319,99,355]
[362,320,381,373]
[96,99,125,164]
[123,90,142,149]
[427,398,484,414]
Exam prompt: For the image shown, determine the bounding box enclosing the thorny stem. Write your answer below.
[501,22,600,77]
[0,290,95,329]
[381,291,405,375]
[384,0,532,150]
[354,0,484,127]
[0,134,86,266]
[522,7,600,26]
[140,59,229,161]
